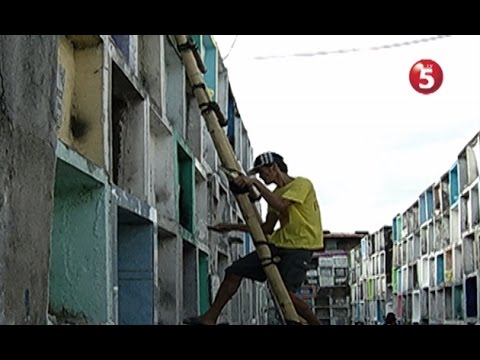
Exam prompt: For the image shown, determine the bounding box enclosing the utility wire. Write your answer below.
[222,35,238,61]
[254,35,453,60]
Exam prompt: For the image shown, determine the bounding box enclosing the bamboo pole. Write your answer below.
[174,35,300,324]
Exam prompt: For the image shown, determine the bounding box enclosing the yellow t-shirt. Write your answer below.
[268,177,323,250]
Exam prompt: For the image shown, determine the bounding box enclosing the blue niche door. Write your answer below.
[117,208,154,324]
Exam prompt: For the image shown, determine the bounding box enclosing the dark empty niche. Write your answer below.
[111,61,143,189]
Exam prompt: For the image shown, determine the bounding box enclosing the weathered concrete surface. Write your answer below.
[0,35,58,324]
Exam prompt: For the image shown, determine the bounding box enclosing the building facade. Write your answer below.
[350,131,480,325]
[0,35,269,325]
[296,232,364,325]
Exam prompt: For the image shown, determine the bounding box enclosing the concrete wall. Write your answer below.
[1,34,267,325]
[0,35,58,324]
[186,92,203,160]
[73,46,104,167]
[195,163,209,247]
[50,156,110,323]
[157,233,182,324]
[150,108,176,226]
[111,61,148,201]
[164,39,186,138]
[57,35,104,167]
[57,36,75,146]
[139,35,165,114]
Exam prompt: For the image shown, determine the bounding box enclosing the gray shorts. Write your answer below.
[225,243,313,292]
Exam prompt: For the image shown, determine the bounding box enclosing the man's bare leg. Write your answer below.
[193,273,242,325]
[289,291,321,325]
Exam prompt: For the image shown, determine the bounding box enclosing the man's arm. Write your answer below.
[252,179,293,214]
[231,175,293,214]
[262,211,278,235]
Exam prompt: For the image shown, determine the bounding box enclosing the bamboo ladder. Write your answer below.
[174,35,300,325]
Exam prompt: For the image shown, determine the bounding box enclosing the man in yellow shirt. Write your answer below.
[185,152,323,325]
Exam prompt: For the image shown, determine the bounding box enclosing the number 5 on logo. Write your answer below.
[409,59,443,95]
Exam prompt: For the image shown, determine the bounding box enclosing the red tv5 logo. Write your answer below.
[409,59,443,95]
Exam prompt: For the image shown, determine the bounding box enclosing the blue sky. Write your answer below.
[212,35,480,233]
